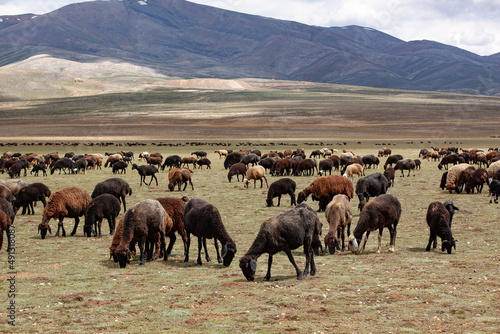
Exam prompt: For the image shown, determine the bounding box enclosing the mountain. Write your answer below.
[0,0,499,95]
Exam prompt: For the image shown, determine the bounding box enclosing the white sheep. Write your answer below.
[342,163,364,179]
[487,160,500,178]
[446,163,473,193]
[214,150,228,158]
[244,166,269,189]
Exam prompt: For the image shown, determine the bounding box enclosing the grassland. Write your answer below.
[0,141,499,333]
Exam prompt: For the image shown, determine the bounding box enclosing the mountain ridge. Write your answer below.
[0,0,499,95]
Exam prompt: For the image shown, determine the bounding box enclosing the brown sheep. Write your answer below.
[38,187,91,239]
[181,157,198,169]
[104,154,122,168]
[324,194,353,254]
[0,209,13,251]
[297,175,354,212]
[168,169,194,191]
[156,197,189,259]
[244,166,269,189]
[342,163,364,178]
[227,163,247,182]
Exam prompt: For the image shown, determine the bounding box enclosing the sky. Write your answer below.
[0,0,498,56]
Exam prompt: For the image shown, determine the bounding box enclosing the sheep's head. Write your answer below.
[115,245,132,268]
[442,238,457,254]
[243,178,249,188]
[297,191,307,204]
[38,221,52,239]
[168,181,175,192]
[266,198,274,207]
[239,256,257,281]
[84,223,94,238]
[221,242,237,267]
[348,234,360,254]
[324,232,339,255]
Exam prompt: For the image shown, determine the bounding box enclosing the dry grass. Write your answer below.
[1,142,499,333]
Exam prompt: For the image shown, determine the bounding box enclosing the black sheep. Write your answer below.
[84,194,121,237]
[383,154,403,170]
[224,151,244,169]
[266,178,297,207]
[183,198,237,267]
[258,157,275,173]
[195,157,211,169]
[489,179,500,203]
[318,159,334,176]
[12,183,51,215]
[91,178,132,213]
[50,158,76,175]
[161,155,182,171]
[132,164,158,186]
[239,203,321,281]
[361,155,380,169]
[112,160,128,174]
[425,201,458,253]
[348,194,401,254]
[240,153,260,166]
[394,158,416,177]
[355,172,389,211]
[30,163,47,176]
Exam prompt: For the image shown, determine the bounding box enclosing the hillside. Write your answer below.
[0,0,499,95]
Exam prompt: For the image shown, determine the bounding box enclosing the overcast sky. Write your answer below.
[1,0,498,56]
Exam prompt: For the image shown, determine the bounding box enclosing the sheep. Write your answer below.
[181,157,197,169]
[294,158,318,176]
[50,158,76,175]
[361,154,380,169]
[156,197,189,259]
[437,154,462,170]
[12,182,51,215]
[8,161,26,178]
[30,163,47,176]
[195,157,211,169]
[138,151,150,162]
[320,148,333,158]
[455,166,476,193]
[297,175,354,212]
[318,159,334,176]
[161,155,182,170]
[324,194,352,254]
[266,178,297,207]
[112,160,128,174]
[191,151,207,159]
[342,163,364,179]
[183,198,237,266]
[74,158,88,174]
[464,168,489,194]
[0,179,30,196]
[224,151,244,169]
[489,179,500,203]
[146,155,163,169]
[84,194,121,237]
[104,153,123,168]
[273,158,293,176]
[91,178,132,213]
[309,150,322,159]
[168,169,194,191]
[240,153,260,166]
[244,166,269,189]
[132,163,159,186]
[394,158,416,177]
[355,172,390,211]
[258,157,276,174]
[383,154,403,169]
[425,201,458,254]
[239,203,321,281]
[348,194,401,254]
[0,198,15,225]
[227,163,247,182]
[445,163,474,193]
[487,160,500,178]
[0,184,15,203]
[38,187,91,239]
[383,167,395,187]
[214,150,228,158]
[114,199,168,268]
[0,209,13,251]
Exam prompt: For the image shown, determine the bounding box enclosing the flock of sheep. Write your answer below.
[1,145,500,281]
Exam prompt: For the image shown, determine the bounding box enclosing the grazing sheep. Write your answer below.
[273,158,293,176]
[445,163,474,193]
[361,155,380,169]
[30,163,48,176]
[146,156,163,169]
[297,175,354,212]
[244,166,269,189]
[161,155,182,171]
[239,203,321,281]
[104,154,123,168]
[132,164,159,186]
[437,154,461,170]
[114,199,168,268]
[426,201,458,253]
[355,173,390,211]
[383,167,395,187]
[191,151,207,159]
[214,150,228,158]
[383,154,403,169]
[240,153,260,166]
[342,163,364,178]
[195,157,211,169]
[38,187,91,239]
[228,163,247,182]
[12,183,51,215]
[181,157,198,169]
[489,179,500,203]
[112,160,128,174]
[394,158,417,177]
[318,159,334,176]
[50,157,76,175]
[183,199,237,266]
[74,158,88,174]
[138,151,150,162]
[0,184,15,203]
[324,194,352,254]
[156,197,189,259]
[168,169,194,191]
[348,194,401,254]
[84,194,121,237]
[224,151,245,169]
[91,178,132,213]
[258,157,276,174]
[294,158,318,176]
[0,209,13,251]
[487,160,500,178]
[266,178,296,207]
[0,179,30,196]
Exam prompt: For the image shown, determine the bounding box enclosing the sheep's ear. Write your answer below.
[453,205,459,211]
[250,259,257,272]
[221,244,228,258]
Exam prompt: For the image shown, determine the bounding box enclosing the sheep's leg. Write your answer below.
[139,239,146,266]
[360,231,370,253]
[184,234,191,263]
[284,248,303,280]
[290,192,296,206]
[376,229,383,254]
[426,233,435,251]
[153,175,158,186]
[263,176,269,188]
[214,239,222,263]
[263,254,274,281]
[109,216,115,235]
[276,195,281,207]
[189,179,194,190]
[55,217,66,237]
[202,237,211,263]
[29,202,35,215]
[388,225,396,253]
[196,237,204,265]
[97,219,102,238]
[70,217,80,236]
[302,239,312,277]
[166,231,176,256]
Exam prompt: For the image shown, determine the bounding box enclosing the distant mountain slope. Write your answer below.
[0,0,499,95]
